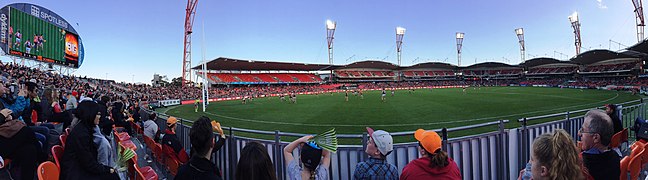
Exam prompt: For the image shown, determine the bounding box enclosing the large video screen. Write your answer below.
[0,3,83,68]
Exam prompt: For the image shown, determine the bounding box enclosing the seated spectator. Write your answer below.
[143,113,159,141]
[175,116,226,180]
[579,109,619,180]
[605,104,622,134]
[283,135,331,180]
[161,116,189,164]
[236,141,277,180]
[60,101,119,180]
[523,129,584,180]
[354,127,398,180]
[0,83,29,122]
[97,96,113,136]
[111,101,131,135]
[400,129,461,180]
[0,108,40,180]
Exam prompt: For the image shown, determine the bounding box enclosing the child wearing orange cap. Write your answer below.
[400,129,461,180]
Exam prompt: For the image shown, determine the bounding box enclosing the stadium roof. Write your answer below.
[462,62,519,69]
[337,60,400,70]
[569,49,638,65]
[192,57,340,71]
[627,39,648,54]
[402,62,458,70]
[519,57,576,68]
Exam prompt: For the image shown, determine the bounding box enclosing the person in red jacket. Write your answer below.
[161,116,189,164]
[400,129,461,180]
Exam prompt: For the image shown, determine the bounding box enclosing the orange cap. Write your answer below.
[166,116,177,125]
[414,129,442,154]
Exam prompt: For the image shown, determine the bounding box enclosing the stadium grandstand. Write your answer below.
[5,1,648,180]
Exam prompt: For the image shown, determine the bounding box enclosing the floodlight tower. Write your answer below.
[396,27,406,66]
[568,12,582,55]
[182,0,199,86]
[456,32,464,66]
[633,0,646,42]
[515,28,525,63]
[326,20,336,82]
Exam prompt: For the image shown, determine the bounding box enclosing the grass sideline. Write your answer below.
[160,87,640,143]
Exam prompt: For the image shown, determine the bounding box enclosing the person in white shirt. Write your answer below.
[143,113,159,141]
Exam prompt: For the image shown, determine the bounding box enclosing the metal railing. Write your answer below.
[140,98,647,180]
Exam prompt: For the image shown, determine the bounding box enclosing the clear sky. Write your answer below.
[0,0,641,84]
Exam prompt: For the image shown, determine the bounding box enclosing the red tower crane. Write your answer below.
[182,0,199,86]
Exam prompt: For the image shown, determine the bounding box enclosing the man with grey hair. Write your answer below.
[579,109,619,180]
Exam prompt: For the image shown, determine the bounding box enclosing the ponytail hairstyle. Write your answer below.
[532,129,583,180]
[418,142,449,168]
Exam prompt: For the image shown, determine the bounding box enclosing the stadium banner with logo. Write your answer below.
[0,6,8,54]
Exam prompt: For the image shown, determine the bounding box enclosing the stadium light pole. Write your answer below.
[569,12,582,55]
[456,32,464,66]
[632,0,645,42]
[396,27,406,66]
[326,20,336,82]
[515,28,525,64]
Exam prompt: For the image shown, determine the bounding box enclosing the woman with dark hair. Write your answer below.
[283,136,331,180]
[111,101,131,134]
[236,141,277,180]
[400,129,461,180]
[605,104,623,134]
[60,101,119,180]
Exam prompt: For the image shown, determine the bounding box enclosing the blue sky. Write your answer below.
[0,0,641,83]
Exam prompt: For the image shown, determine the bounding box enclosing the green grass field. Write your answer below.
[162,87,640,140]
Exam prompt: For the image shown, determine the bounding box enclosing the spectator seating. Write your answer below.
[207,73,322,83]
[51,145,64,169]
[37,161,59,180]
[59,134,67,147]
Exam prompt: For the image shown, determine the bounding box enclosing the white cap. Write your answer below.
[367,127,394,156]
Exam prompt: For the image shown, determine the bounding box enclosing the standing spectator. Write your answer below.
[236,141,277,180]
[520,129,583,180]
[354,127,398,180]
[283,135,331,180]
[65,91,78,111]
[605,104,622,134]
[161,116,189,164]
[143,113,159,141]
[400,129,461,180]
[175,116,226,180]
[579,109,620,180]
[60,101,119,180]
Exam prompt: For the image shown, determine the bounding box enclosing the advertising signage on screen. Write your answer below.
[0,3,84,68]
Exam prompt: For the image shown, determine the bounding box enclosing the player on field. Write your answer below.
[14,30,22,48]
[33,34,39,53]
[24,40,32,54]
[391,89,395,97]
[38,34,46,52]
[345,90,349,102]
[381,88,386,102]
[194,99,199,112]
[359,90,364,99]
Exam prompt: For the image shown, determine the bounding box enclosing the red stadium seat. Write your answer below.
[59,134,67,147]
[51,145,64,168]
[134,164,158,180]
[37,161,59,180]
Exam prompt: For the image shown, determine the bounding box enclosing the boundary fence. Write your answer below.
[141,98,646,180]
